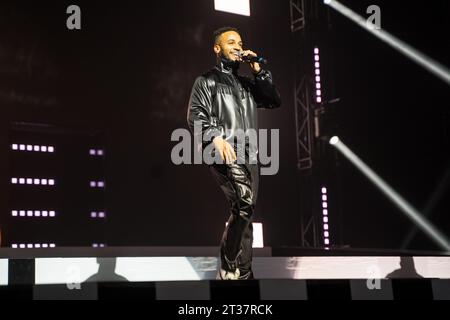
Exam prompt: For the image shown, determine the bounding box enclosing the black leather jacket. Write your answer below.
[187,60,281,163]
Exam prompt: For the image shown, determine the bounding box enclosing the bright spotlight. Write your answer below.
[214,0,250,17]
[330,137,450,251]
[325,0,450,86]
[329,136,340,145]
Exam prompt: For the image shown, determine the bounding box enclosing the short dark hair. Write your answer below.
[213,26,240,45]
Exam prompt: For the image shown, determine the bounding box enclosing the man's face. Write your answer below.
[214,31,243,62]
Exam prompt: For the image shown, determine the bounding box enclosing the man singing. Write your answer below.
[187,27,281,280]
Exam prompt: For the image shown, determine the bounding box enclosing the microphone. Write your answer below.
[236,51,267,65]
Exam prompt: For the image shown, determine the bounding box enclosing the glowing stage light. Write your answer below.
[329,136,340,145]
[323,0,450,86]
[214,0,250,17]
[329,136,450,251]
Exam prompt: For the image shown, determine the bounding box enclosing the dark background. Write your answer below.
[0,0,448,250]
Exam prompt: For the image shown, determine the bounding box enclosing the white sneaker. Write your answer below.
[219,268,240,280]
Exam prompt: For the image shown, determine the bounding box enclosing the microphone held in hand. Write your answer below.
[237,51,267,65]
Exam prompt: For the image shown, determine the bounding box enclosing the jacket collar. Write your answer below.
[215,57,240,76]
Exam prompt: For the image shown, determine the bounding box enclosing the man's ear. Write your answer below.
[214,44,221,55]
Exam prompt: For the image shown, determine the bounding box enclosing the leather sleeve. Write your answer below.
[187,76,224,148]
[252,69,282,109]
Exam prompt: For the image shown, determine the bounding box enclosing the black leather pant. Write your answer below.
[209,162,259,274]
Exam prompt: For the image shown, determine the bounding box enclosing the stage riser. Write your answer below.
[3,256,450,284]
[1,279,449,300]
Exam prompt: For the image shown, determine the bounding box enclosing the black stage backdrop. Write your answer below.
[0,0,448,249]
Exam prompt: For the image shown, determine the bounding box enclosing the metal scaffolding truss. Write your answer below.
[291,0,314,171]
[290,0,329,247]
[290,0,306,32]
[294,75,314,170]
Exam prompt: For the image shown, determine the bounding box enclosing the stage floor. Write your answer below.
[1,247,450,300]
[1,246,450,284]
